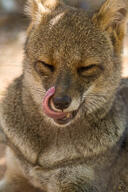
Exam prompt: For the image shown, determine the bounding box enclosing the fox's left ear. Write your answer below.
[92,0,128,54]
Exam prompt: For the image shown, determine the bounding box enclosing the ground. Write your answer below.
[0,14,128,180]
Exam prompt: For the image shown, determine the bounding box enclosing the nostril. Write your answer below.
[52,95,72,110]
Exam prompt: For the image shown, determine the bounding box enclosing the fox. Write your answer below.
[0,0,128,191]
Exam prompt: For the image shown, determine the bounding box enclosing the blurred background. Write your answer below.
[0,0,28,180]
[0,0,28,100]
[0,0,128,180]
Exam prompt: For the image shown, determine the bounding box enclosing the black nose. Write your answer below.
[52,95,71,110]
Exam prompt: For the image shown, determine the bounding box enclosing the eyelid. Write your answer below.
[78,64,104,71]
[38,60,54,72]
[78,64,97,73]
[77,64,104,77]
[80,64,96,70]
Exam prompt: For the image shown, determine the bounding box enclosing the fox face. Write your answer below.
[24,0,127,126]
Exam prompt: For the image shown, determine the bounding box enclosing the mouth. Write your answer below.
[54,110,78,125]
[42,87,78,125]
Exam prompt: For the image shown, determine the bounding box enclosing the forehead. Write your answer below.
[28,8,112,61]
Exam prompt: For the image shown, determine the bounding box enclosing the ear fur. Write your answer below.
[92,0,128,54]
[25,0,61,24]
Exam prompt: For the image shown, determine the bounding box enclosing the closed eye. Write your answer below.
[77,64,103,77]
[39,61,54,72]
[78,65,96,73]
[34,60,54,76]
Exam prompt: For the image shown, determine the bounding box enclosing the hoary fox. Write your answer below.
[0,0,128,191]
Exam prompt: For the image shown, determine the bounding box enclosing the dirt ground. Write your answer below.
[0,14,128,180]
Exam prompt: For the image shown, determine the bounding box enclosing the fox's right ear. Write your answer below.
[25,0,62,24]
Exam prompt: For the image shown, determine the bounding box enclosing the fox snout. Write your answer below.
[42,86,80,125]
[52,95,72,110]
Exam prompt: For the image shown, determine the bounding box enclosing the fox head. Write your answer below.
[23,0,128,126]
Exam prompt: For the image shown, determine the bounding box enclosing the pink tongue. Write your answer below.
[42,87,67,119]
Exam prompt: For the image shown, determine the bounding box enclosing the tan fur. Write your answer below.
[0,0,128,191]
[92,0,128,54]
